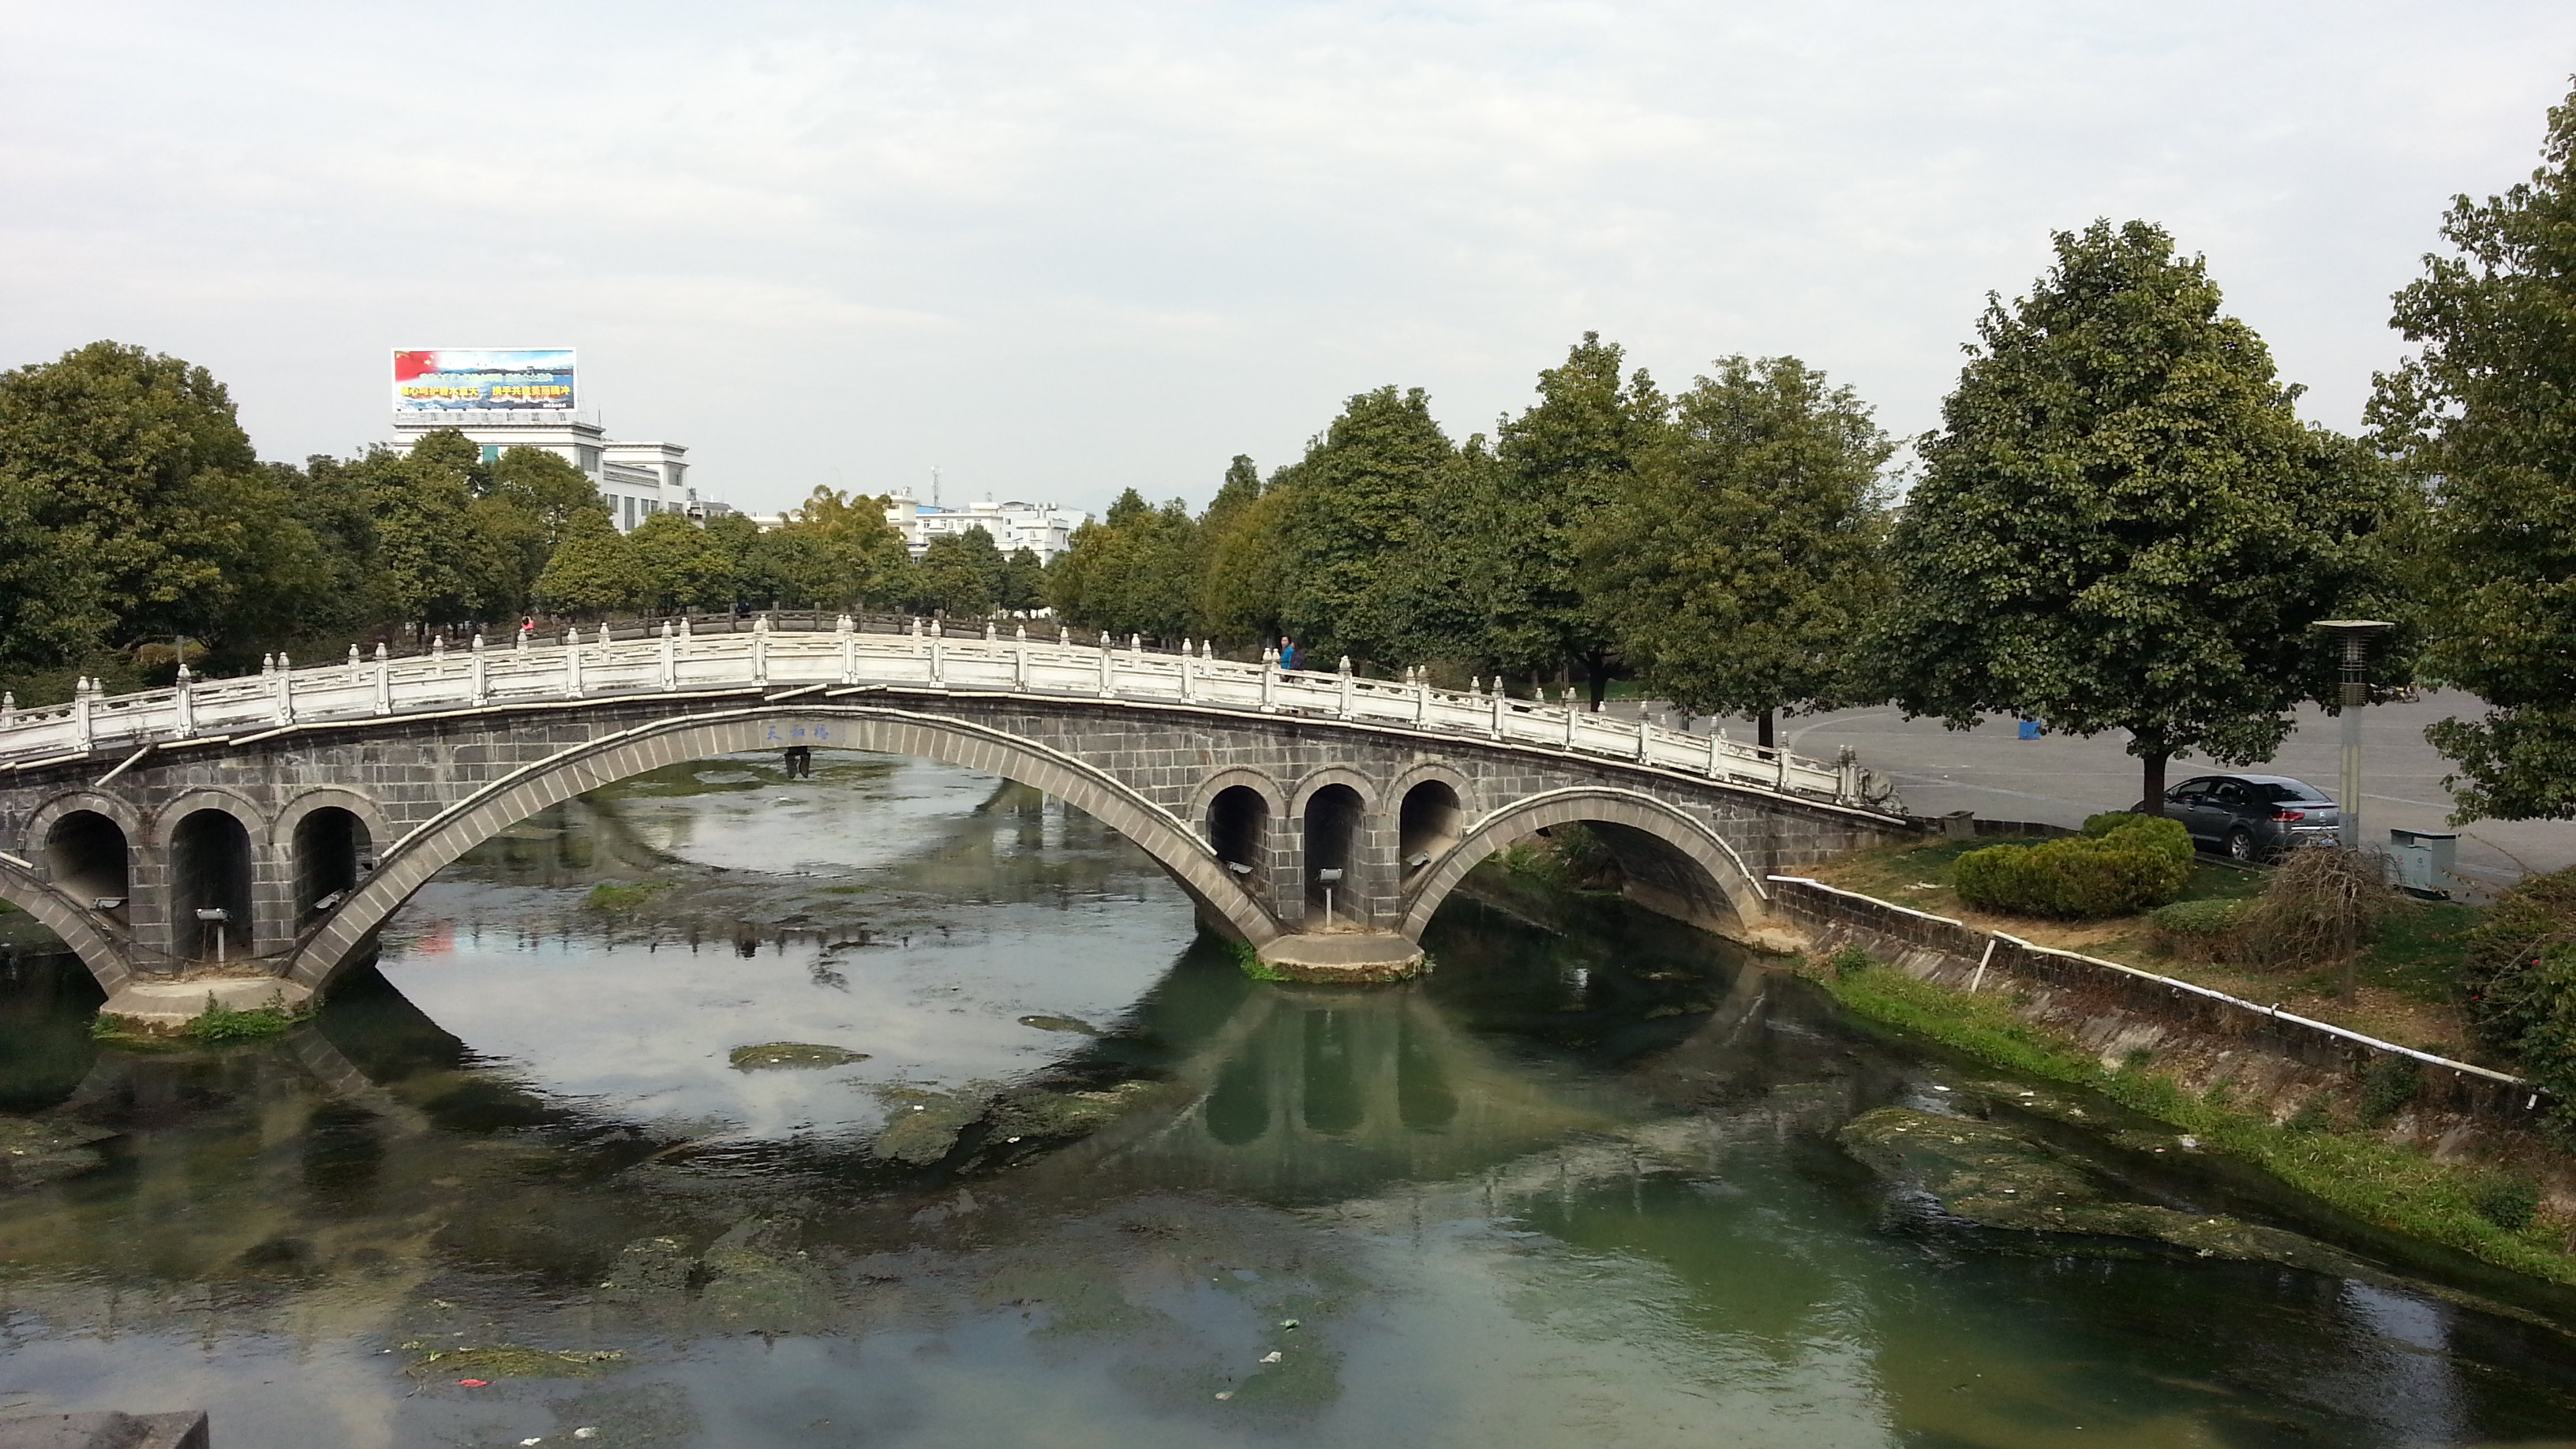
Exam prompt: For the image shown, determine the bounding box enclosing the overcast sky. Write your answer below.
[3,2,2571,520]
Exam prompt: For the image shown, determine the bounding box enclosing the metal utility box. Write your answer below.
[2387,828,2459,899]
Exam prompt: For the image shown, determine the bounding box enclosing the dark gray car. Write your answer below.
[2131,773,2341,861]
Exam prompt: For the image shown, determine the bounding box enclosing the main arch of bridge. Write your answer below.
[0,688,1909,1007]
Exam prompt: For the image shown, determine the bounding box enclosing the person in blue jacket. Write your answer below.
[1279,636,1297,672]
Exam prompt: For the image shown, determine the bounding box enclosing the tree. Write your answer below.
[916,526,1003,616]
[779,488,914,608]
[361,433,479,631]
[998,547,1047,615]
[1195,483,1294,646]
[0,340,325,679]
[534,507,642,617]
[1049,489,1199,639]
[1485,333,1667,704]
[1874,219,2405,813]
[1276,386,1455,662]
[1372,440,1508,675]
[2371,80,2576,821]
[1581,356,1893,746]
[627,510,734,616]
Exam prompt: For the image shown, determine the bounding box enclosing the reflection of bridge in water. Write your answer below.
[2,918,1840,1309]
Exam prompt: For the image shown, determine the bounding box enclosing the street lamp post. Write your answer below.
[2312,620,2394,852]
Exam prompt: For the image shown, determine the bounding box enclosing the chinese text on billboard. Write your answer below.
[391,349,576,411]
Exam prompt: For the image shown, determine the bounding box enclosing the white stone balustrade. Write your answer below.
[0,619,1867,804]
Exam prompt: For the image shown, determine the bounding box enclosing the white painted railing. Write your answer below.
[0,619,1879,807]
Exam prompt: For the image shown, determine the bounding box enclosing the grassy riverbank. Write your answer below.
[1816,836,2493,1061]
[1802,951,2576,1287]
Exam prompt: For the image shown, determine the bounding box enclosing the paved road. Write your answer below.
[1746,691,2572,889]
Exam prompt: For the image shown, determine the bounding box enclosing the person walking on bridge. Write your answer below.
[1279,636,1297,672]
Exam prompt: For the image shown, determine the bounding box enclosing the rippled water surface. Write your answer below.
[3,751,2575,1447]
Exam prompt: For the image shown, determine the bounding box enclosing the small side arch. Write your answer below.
[286,705,1283,992]
[1188,767,1288,832]
[269,788,397,857]
[1286,766,1380,818]
[144,788,268,850]
[1397,787,1767,940]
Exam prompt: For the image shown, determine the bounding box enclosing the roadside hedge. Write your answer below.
[1953,813,2192,919]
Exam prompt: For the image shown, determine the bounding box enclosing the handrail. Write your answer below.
[0,617,1887,810]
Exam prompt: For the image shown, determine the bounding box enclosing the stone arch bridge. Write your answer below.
[0,619,1908,1018]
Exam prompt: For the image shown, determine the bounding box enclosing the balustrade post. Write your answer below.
[173,664,196,738]
[661,620,680,690]
[930,625,944,683]
[1634,713,1650,762]
[985,619,998,642]
[470,633,489,705]
[1178,637,1195,702]
[514,625,527,653]
[1491,687,1504,740]
[1707,728,1723,777]
[274,655,295,725]
[432,634,447,661]
[564,628,583,698]
[752,613,770,683]
[1414,666,1429,725]
[1332,657,1351,719]
[374,642,393,715]
[1775,744,1791,792]
[837,615,857,684]
[71,677,94,753]
[1014,623,1029,688]
[1260,647,1279,712]
[1562,687,1578,748]
[1,690,14,730]
[1097,635,1115,698]
[347,643,361,682]
[1837,744,1860,805]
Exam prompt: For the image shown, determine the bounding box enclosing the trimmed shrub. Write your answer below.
[2149,897,2254,963]
[1953,816,2192,919]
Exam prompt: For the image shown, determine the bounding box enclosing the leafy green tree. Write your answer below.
[998,547,1047,615]
[628,510,735,615]
[1580,356,1893,747]
[1486,334,1668,704]
[0,340,325,676]
[1875,220,2406,812]
[1276,386,1455,662]
[363,433,479,630]
[778,488,914,608]
[1195,477,1294,647]
[916,526,1004,616]
[1050,489,1199,639]
[534,507,642,617]
[2371,81,2576,821]
[1373,440,1508,674]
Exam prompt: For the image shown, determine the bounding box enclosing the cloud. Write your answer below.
[3,0,2572,515]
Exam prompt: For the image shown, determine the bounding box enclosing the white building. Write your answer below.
[387,410,705,534]
[882,490,1087,562]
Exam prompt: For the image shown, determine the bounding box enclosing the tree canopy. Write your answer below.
[1275,386,1455,662]
[2372,80,2576,821]
[1874,219,2405,810]
[1581,355,1891,745]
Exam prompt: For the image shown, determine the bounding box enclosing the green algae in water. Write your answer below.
[1017,1013,1101,1035]
[728,1042,869,1070]
[402,1342,626,1380]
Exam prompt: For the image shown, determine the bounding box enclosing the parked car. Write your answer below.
[2129,773,2341,861]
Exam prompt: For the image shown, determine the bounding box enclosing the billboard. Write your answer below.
[391,348,575,412]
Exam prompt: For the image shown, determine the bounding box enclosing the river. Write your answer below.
[2,750,2574,1447]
